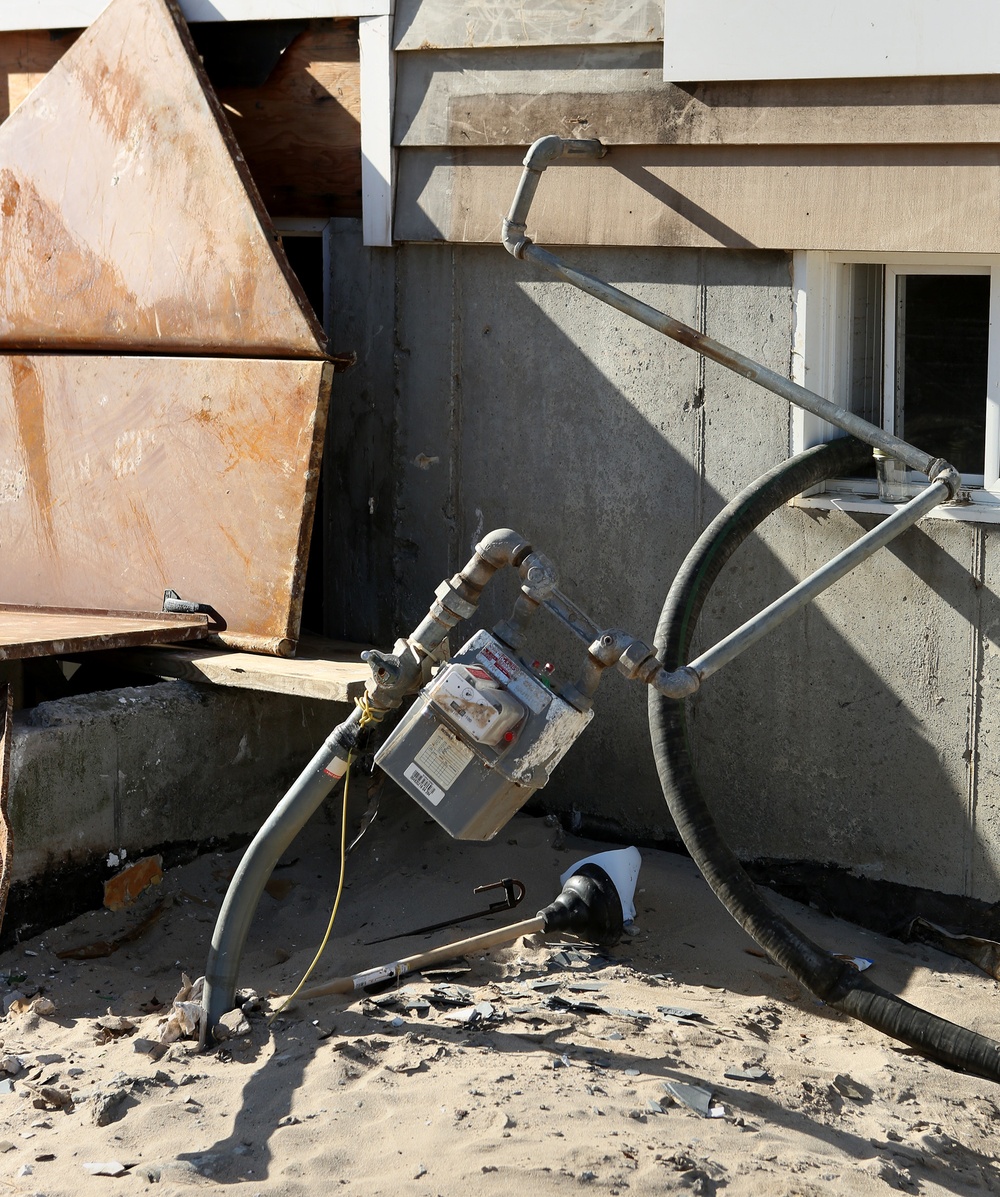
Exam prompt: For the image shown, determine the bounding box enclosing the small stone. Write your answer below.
[628,1110,647,1123]
[580,1171,598,1182]
[215,1010,251,1041]
[0,1141,14,1152]
[1,1054,25,1075]
[0,1079,13,1096]
[92,1088,128,1127]
[277,1115,301,1127]
[16,1164,32,1177]
[414,1164,427,1179]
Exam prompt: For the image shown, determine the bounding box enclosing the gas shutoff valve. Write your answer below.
[375,629,593,840]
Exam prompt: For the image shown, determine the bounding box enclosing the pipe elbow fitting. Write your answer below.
[928,459,962,499]
[522,135,567,171]
[501,218,529,259]
[474,528,533,570]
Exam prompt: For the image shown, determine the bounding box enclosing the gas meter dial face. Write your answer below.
[426,663,524,747]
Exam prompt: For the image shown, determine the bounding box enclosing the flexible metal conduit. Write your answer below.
[649,441,1000,1081]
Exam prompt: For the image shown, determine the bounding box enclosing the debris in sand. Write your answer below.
[157,974,205,1043]
[91,1088,128,1127]
[103,855,163,911]
[83,1161,129,1176]
[662,1080,726,1119]
[214,1009,252,1040]
[95,1011,138,1045]
[724,1065,771,1083]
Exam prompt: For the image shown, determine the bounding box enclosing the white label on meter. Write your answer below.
[413,724,474,791]
[404,762,446,805]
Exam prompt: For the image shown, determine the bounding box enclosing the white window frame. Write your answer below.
[791,250,1000,523]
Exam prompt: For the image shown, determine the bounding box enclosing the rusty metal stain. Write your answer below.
[8,357,54,551]
[0,0,324,356]
[0,682,12,936]
[0,355,329,654]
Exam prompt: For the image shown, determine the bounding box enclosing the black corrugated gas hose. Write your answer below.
[648,437,1000,1081]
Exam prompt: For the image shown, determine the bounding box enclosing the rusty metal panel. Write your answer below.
[0,606,208,661]
[0,683,10,936]
[0,0,325,357]
[0,356,332,656]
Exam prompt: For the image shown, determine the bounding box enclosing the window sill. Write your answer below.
[791,491,1000,524]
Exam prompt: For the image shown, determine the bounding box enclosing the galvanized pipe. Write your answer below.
[502,137,958,489]
[661,477,952,695]
[522,244,954,483]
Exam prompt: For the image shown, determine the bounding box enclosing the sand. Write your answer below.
[1,794,999,1196]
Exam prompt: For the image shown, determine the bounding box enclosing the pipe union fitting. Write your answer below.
[433,578,478,621]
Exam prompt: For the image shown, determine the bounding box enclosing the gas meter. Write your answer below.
[375,629,593,841]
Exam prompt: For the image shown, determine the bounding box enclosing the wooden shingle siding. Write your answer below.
[393,0,662,51]
[395,144,1000,252]
[397,52,1000,148]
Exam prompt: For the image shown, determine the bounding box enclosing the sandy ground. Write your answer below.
[1,793,999,1196]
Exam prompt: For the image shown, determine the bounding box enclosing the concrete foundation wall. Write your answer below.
[9,681,349,882]
[327,227,1000,905]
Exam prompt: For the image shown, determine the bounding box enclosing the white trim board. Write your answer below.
[0,1,391,26]
[664,0,1000,81]
[359,12,395,246]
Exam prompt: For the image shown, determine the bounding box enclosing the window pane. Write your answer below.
[848,263,884,427]
[896,274,989,477]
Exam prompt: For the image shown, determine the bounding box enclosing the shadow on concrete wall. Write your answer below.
[329,232,1000,907]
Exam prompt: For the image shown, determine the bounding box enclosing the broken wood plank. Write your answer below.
[79,638,372,702]
[0,355,332,656]
[0,0,325,356]
[0,606,207,662]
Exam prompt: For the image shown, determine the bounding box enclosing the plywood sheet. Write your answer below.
[214,21,362,218]
[395,144,1000,252]
[0,606,208,661]
[0,0,325,356]
[394,0,662,50]
[0,355,333,655]
[396,46,1000,148]
[82,637,372,702]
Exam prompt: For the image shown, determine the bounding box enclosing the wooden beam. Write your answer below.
[82,638,372,702]
[0,606,208,661]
